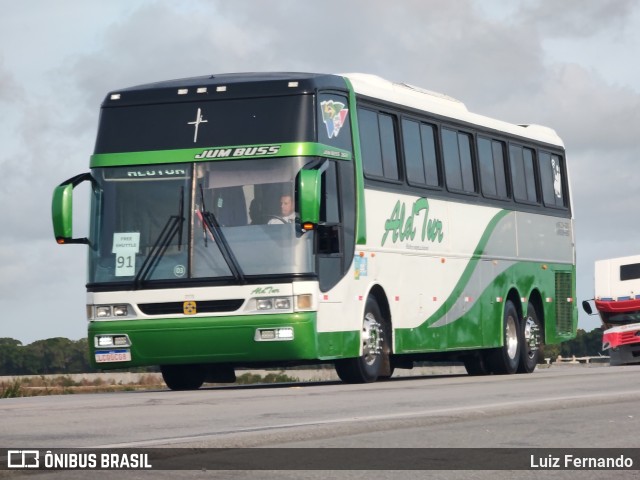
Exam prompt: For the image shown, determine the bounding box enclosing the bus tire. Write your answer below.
[335,298,387,383]
[161,365,205,391]
[486,300,521,374]
[517,302,543,374]
[463,352,491,376]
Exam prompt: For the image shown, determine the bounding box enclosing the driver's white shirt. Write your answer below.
[268,213,295,224]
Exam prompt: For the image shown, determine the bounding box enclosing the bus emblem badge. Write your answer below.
[320,100,348,138]
[183,301,197,315]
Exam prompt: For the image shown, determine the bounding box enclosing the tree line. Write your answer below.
[0,329,606,376]
[543,328,606,360]
[0,338,95,375]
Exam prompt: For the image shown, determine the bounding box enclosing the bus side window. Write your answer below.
[403,119,440,188]
[510,145,538,204]
[478,137,508,199]
[359,108,400,182]
[443,128,475,193]
[539,151,566,208]
[359,108,384,177]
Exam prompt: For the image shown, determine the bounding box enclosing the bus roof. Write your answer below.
[343,73,563,147]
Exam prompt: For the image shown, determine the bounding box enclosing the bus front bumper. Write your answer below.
[88,312,319,369]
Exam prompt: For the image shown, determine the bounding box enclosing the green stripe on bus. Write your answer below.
[395,261,575,353]
[422,209,511,328]
[90,142,352,167]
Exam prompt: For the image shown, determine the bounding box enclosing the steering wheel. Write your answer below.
[267,215,288,224]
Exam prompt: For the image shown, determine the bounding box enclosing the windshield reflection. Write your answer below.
[88,158,315,286]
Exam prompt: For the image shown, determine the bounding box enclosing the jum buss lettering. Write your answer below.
[195,145,280,159]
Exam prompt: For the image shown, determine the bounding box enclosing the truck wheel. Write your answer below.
[335,298,387,383]
[518,302,543,374]
[486,300,521,374]
[161,365,205,390]
[463,352,491,376]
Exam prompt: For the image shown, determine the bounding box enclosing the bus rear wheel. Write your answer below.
[161,365,205,391]
[486,300,521,374]
[517,302,543,374]
[335,298,388,383]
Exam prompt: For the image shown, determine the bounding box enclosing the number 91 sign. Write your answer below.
[112,232,140,277]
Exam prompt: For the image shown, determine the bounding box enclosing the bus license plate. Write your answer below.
[95,349,131,363]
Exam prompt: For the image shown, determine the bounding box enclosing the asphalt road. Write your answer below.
[1,364,639,479]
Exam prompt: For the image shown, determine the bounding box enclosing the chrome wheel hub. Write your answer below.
[506,315,518,360]
[362,312,382,365]
[523,316,540,358]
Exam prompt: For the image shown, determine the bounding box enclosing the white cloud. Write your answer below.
[517,0,638,38]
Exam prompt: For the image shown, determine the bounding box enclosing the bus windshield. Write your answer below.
[88,157,315,286]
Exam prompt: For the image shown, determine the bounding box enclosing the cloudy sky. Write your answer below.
[1,0,639,344]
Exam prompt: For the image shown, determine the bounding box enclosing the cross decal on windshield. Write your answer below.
[188,108,208,143]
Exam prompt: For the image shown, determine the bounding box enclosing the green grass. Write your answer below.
[0,371,301,398]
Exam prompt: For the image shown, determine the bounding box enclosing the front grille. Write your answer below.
[138,299,244,315]
[555,272,574,334]
[620,331,640,346]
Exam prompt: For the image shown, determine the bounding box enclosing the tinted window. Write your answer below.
[421,123,439,187]
[442,129,462,190]
[459,133,474,192]
[402,119,426,184]
[492,141,508,198]
[478,138,508,199]
[523,148,537,202]
[402,119,440,188]
[96,95,315,154]
[621,263,640,281]
[539,151,566,208]
[510,145,538,203]
[478,138,496,196]
[379,114,399,180]
[358,108,399,181]
[359,109,383,177]
[443,128,474,193]
[321,161,340,223]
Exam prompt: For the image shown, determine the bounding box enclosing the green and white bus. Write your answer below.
[52,72,576,389]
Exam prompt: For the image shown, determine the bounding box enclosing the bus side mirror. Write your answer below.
[52,173,94,245]
[581,300,594,315]
[298,169,322,227]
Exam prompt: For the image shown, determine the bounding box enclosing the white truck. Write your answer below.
[582,254,640,365]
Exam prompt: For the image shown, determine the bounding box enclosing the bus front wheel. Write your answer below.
[161,365,205,391]
[486,300,521,374]
[335,298,388,383]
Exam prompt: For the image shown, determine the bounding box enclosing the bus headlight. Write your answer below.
[252,297,293,312]
[89,304,135,320]
[274,298,291,310]
[255,327,294,341]
[257,299,273,310]
[95,334,131,348]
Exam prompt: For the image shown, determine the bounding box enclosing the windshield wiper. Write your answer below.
[199,184,246,285]
[133,187,185,288]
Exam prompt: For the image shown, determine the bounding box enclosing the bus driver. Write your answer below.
[268,194,296,224]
